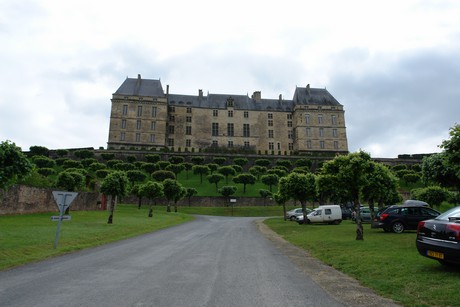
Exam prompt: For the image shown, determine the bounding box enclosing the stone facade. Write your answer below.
[107,75,348,155]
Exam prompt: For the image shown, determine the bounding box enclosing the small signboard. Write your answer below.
[230,199,237,203]
[52,191,78,213]
[51,191,78,249]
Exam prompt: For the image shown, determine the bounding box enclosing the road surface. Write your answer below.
[0,216,347,306]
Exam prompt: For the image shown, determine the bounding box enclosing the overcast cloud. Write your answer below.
[1,0,459,158]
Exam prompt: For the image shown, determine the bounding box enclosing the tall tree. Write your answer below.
[217,165,236,184]
[273,192,289,221]
[218,186,237,206]
[0,141,33,191]
[192,165,210,184]
[232,173,256,193]
[100,171,129,224]
[278,172,316,224]
[319,151,374,240]
[162,179,186,212]
[207,173,225,192]
[261,174,279,192]
[140,181,164,217]
[185,187,197,206]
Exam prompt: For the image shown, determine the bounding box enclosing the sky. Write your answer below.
[1,0,459,158]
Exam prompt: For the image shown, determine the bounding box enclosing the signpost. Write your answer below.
[51,191,78,249]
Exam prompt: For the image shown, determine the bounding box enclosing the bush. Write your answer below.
[74,149,94,159]
[32,156,56,168]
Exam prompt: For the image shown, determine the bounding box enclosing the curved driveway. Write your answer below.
[0,216,347,306]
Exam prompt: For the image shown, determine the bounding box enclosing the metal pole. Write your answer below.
[53,194,67,249]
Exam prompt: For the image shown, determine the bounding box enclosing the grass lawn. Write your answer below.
[264,218,460,307]
[0,205,193,270]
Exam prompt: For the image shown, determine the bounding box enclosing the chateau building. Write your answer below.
[107,74,348,154]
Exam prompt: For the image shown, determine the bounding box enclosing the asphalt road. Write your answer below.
[0,215,347,307]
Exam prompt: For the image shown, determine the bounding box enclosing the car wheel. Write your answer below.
[306,219,311,224]
[383,228,391,233]
[290,216,296,221]
[392,222,404,233]
[333,220,341,225]
[297,220,303,225]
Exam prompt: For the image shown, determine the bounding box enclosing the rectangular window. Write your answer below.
[228,110,233,117]
[169,106,175,113]
[306,127,311,137]
[169,115,175,122]
[287,114,292,120]
[136,120,141,130]
[212,123,219,136]
[287,121,292,127]
[268,130,274,138]
[320,140,325,149]
[288,130,293,139]
[212,140,218,147]
[186,107,192,113]
[334,141,339,149]
[150,134,155,142]
[319,127,324,137]
[332,128,338,138]
[213,110,218,117]
[288,143,294,150]
[227,123,234,136]
[168,125,175,134]
[307,140,312,149]
[137,106,143,117]
[151,121,156,130]
[268,119,273,126]
[168,138,174,146]
[244,111,249,118]
[186,126,192,135]
[122,105,128,116]
[268,142,274,150]
[332,115,337,125]
[186,139,191,147]
[136,133,141,142]
[268,113,273,119]
[151,106,157,117]
[243,124,250,137]
[228,141,233,148]
[305,114,310,124]
[186,116,192,123]
[318,115,323,124]
[277,142,281,150]
[244,141,250,148]
[121,119,126,129]
[120,132,125,141]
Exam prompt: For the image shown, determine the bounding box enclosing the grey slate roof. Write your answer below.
[114,76,165,97]
[114,76,341,110]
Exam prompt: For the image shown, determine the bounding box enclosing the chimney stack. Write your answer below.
[278,94,282,103]
[198,89,203,98]
[252,91,261,102]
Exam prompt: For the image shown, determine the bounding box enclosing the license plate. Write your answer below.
[427,250,444,260]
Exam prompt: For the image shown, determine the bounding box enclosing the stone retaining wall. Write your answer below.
[0,185,100,215]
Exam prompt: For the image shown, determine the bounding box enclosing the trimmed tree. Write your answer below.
[207,173,225,192]
[218,186,237,206]
[192,165,210,184]
[217,165,236,184]
[185,187,197,206]
[278,172,317,224]
[261,174,279,192]
[0,140,33,191]
[100,171,129,224]
[140,181,164,217]
[162,179,186,212]
[232,173,256,193]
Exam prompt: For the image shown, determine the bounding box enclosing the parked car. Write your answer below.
[351,206,373,223]
[376,200,440,233]
[297,205,342,225]
[341,207,353,220]
[416,206,460,265]
[285,208,312,221]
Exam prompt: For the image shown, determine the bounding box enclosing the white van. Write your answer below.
[297,205,342,225]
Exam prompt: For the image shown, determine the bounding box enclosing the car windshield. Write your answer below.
[435,206,460,221]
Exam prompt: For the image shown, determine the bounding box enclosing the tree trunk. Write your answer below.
[138,197,142,209]
[283,203,287,221]
[301,200,308,225]
[354,200,363,240]
[174,201,178,212]
[167,202,171,212]
[148,200,153,217]
[107,195,116,224]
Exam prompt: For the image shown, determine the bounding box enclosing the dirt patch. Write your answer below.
[255,219,402,307]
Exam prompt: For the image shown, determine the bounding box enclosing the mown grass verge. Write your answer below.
[0,205,193,270]
[264,218,460,307]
